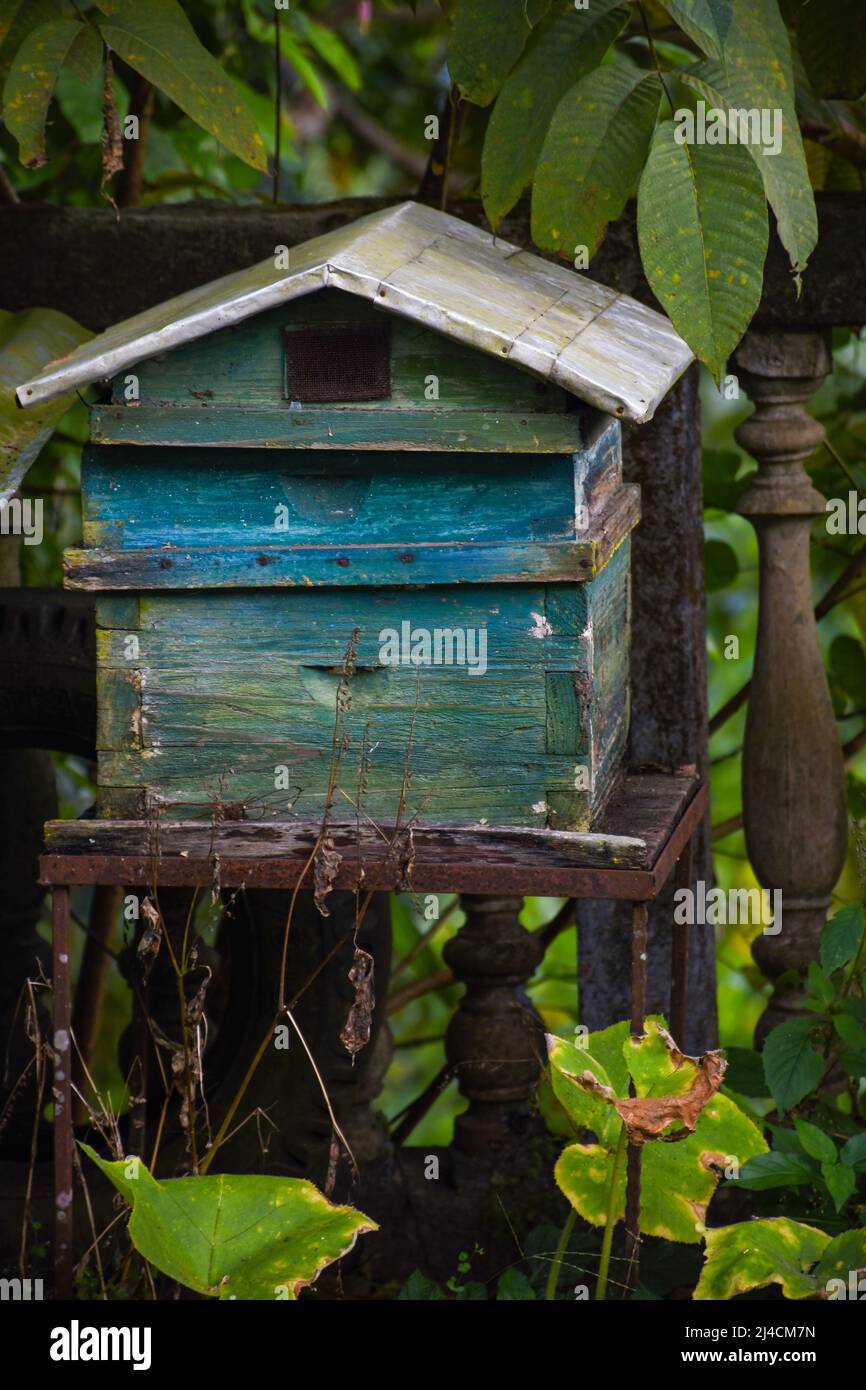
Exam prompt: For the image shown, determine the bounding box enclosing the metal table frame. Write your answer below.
[42,772,706,1299]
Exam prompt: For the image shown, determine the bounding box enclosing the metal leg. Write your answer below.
[52,886,73,1300]
[670,835,694,1047]
[623,901,648,1298]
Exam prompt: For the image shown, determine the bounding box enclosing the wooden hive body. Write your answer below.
[17,203,692,832]
[72,290,632,830]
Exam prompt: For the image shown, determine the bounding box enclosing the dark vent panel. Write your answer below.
[284,322,392,403]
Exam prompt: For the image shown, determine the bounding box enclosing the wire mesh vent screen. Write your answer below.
[284,322,392,402]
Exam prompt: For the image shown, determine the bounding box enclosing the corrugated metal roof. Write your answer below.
[16,201,693,424]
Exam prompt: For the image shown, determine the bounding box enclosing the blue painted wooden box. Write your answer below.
[17,204,692,831]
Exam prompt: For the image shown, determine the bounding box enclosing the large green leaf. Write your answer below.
[796,0,866,101]
[0,0,60,90]
[449,0,537,107]
[814,1227,866,1284]
[549,1021,767,1244]
[821,901,865,974]
[82,1145,376,1300]
[637,117,767,381]
[532,64,662,259]
[556,1090,766,1244]
[695,1217,830,1299]
[65,24,103,86]
[663,0,734,60]
[95,0,267,172]
[292,12,360,93]
[1,307,92,502]
[762,1016,825,1112]
[481,0,630,228]
[3,18,88,167]
[734,1149,817,1190]
[680,0,817,273]
[793,1118,836,1164]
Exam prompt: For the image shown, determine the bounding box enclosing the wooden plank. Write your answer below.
[88,404,587,453]
[96,666,141,751]
[81,445,579,549]
[42,771,703,879]
[66,486,639,590]
[94,744,591,827]
[94,595,139,630]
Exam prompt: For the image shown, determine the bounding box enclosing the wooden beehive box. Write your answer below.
[17,203,691,831]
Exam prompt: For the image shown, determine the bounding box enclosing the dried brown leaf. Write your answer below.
[613,1049,727,1145]
[340,948,375,1060]
[313,835,342,916]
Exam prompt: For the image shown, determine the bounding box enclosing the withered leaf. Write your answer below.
[136,896,162,981]
[313,835,342,917]
[614,1047,727,1145]
[340,948,374,1060]
[100,55,124,195]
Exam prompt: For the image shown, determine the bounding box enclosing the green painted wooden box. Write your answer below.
[16,203,692,831]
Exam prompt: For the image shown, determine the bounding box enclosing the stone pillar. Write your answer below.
[732,330,848,1031]
[444,895,544,1163]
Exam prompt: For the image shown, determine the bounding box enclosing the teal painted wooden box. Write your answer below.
[17,203,692,831]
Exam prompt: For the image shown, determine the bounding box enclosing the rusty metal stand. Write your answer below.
[44,771,705,1298]
[670,837,695,1047]
[51,886,73,1300]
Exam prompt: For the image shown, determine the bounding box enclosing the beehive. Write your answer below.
[17,202,692,830]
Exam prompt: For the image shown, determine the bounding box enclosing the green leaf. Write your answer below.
[821,901,865,973]
[2,307,92,501]
[680,0,817,273]
[398,1270,445,1300]
[762,1016,824,1113]
[663,0,734,60]
[695,1217,830,1299]
[547,1031,621,1146]
[702,447,750,511]
[481,0,629,228]
[806,960,834,1009]
[0,0,59,90]
[829,637,866,711]
[637,118,768,381]
[532,65,662,259]
[454,1280,488,1300]
[449,0,534,106]
[793,1118,837,1165]
[3,18,88,167]
[734,1150,817,1190]
[81,1144,376,1300]
[704,538,739,591]
[556,1092,766,1243]
[65,23,103,84]
[95,0,267,172]
[722,1045,768,1096]
[822,1160,856,1213]
[835,1013,866,1051]
[796,0,866,101]
[840,1132,866,1168]
[496,1267,537,1299]
[814,1227,866,1284]
[291,12,360,92]
[550,1021,766,1243]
